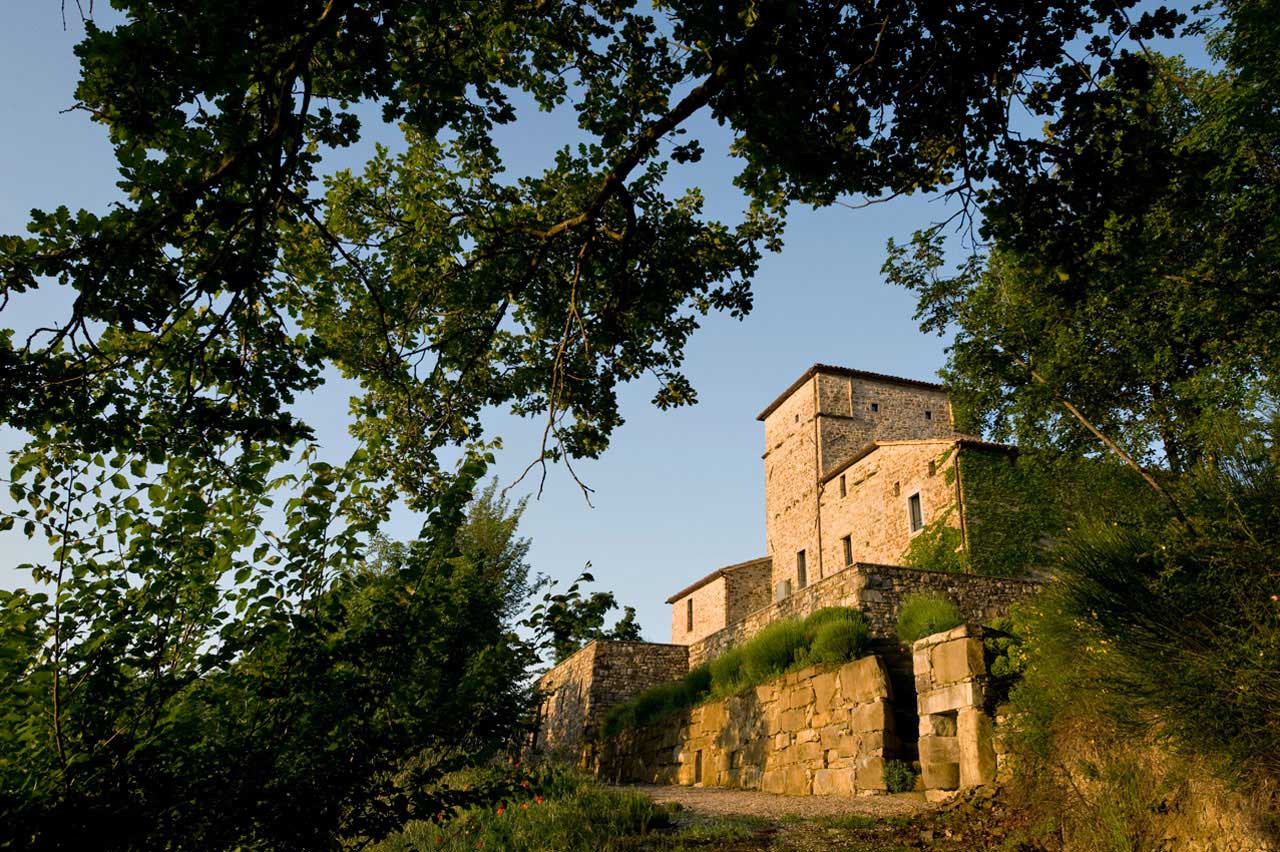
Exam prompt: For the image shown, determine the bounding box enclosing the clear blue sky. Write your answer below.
[0,4,1209,641]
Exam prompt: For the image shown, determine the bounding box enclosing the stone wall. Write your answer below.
[669,575,728,645]
[668,557,773,646]
[594,656,897,796]
[762,375,821,595]
[762,368,957,596]
[819,440,960,571]
[818,373,955,477]
[724,558,773,626]
[533,640,689,761]
[688,562,1039,668]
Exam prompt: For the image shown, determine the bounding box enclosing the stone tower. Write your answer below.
[758,365,956,596]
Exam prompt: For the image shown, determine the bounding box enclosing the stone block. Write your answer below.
[919,713,957,738]
[761,769,786,795]
[931,637,986,684]
[921,761,960,790]
[854,755,887,791]
[795,728,819,744]
[839,656,892,704]
[796,740,825,764]
[789,684,814,710]
[819,724,844,750]
[958,706,997,788]
[912,647,931,677]
[919,734,960,764]
[701,701,729,731]
[837,734,859,758]
[918,680,983,716]
[774,732,790,751]
[857,730,893,755]
[813,768,854,796]
[811,671,839,712]
[783,765,811,795]
[852,699,893,733]
[780,708,807,732]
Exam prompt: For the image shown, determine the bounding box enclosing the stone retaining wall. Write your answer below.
[688,562,1039,667]
[594,656,897,796]
[533,640,689,761]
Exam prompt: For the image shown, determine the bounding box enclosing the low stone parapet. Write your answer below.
[912,625,997,800]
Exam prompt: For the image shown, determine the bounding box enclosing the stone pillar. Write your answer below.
[912,625,997,801]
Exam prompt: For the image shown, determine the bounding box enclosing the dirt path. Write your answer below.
[626,783,931,821]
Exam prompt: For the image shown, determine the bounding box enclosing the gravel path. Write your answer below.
[625,784,931,821]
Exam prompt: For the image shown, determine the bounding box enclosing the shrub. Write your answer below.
[804,609,871,666]
[739,619,806,683]
[708,647,746,696]
[896,592,963,643]
[883,759,918,793]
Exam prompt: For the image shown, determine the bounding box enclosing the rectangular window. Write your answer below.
[841,534,853,566]
[928,460,936,476]
[839,474,846,497]
[686,598,694,632]
[893,481,901,497]
[870,402,879,412]
[797,550,808,589]
[908,493,924,532]
[925,410,932,420]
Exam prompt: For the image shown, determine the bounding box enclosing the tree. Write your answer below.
[0,460,545,851]
[533,571,644,664]
[885,6,1278,481]
[0,0,1181,505]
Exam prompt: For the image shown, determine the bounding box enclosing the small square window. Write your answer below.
[925,410,932,420]
[797,550,808,589]
[839,474,847,497]
[686,598,694,632]
[893,481,900,497]
[870,402,879,412]
[841,535,853,566]
[908,493,924,532]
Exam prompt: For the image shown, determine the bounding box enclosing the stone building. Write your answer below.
[667,365,1020,646]
[534,363,1042,788]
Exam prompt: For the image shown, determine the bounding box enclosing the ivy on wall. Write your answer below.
[956,448,1159,577]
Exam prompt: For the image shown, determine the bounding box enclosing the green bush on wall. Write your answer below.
[896,592,963,643]
[600,607,872,738]
[801,607,871,666]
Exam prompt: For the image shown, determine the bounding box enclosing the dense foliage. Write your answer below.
[886,6,1278,482]
[0,469,543,850]
[601,608,870,738]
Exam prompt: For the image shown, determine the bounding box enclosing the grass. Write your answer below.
[370,773,779,852]
[602,608,872,738]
